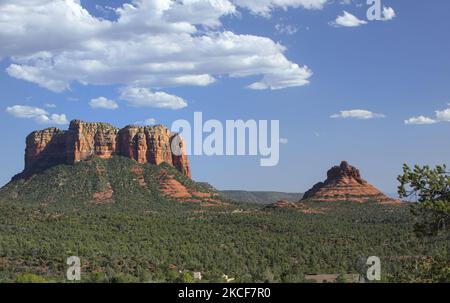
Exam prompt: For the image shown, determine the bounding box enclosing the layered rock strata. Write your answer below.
[17,120,191,180]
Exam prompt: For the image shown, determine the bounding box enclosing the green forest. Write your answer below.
[0,157,448,283]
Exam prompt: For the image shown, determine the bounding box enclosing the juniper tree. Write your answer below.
[398,164,450,237]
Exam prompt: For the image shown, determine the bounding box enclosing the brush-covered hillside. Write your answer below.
[220,190,303,204]
[0,156,448,283]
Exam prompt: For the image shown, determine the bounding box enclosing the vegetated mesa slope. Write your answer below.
[0,157,447,282]
[220,190,303,204]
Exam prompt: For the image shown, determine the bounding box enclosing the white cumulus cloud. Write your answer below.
[279,137,289,144]
[275,23,298,35]
[89,96,119,110]
[6,105,48,118]
[331,11,367,27]
[6,105,69,125]
[35,113,70,125]
[167,0,237,28]
[404,116,437,125]
[0,0,313,94]
[135,118,157,126]
[406,104,450,125]
[120,86,188,110]
[232,0,326,17]
[382,6,396,21]
[435,108,450,122]
[331,109,385,120]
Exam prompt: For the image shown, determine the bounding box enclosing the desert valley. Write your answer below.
[0,120,448,283]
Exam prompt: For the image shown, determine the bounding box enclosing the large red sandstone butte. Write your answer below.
[302,161,399,204]
[17,120,191,180]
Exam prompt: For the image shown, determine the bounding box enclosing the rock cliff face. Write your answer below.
[302,161,398,204]
[17,120,191,180]
[66,120,119,162]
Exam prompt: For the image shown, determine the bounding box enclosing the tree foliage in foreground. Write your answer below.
[396,164,450,282]
[398,164,450,237]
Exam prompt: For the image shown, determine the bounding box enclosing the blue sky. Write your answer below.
[1,0,449,193]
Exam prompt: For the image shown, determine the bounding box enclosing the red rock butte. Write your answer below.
[302,161,399,204]
[15,119,190,180]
